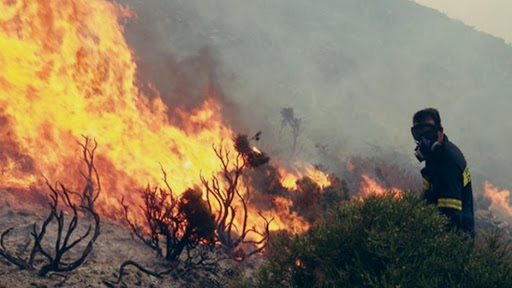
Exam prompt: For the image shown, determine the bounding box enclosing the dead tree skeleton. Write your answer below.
[0,137,101,277]
[35,179,101,276]
[201,141,273,261]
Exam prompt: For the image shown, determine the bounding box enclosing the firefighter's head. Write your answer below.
[411,108,444,161]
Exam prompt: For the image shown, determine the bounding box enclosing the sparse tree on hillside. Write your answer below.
[280,107,302,156]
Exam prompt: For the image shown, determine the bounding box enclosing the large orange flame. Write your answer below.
[484,181,512,218]
[0,0,314,237]
[0,0,233,210]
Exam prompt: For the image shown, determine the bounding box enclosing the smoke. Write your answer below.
[119,0,512,194]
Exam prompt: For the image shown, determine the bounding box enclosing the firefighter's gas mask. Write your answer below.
[411,123,440,162]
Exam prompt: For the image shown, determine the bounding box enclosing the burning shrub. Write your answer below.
[113,179,217,284]
[290,177,322,223]
[0,137,101,277]
[320,174,350,211]
[245,192,512,287]
[179,189,216,245]
[122,180,215,263]
[234,133,270,168]
[245,164,289,198]
[344,156,421,197]
[289,174,349,224]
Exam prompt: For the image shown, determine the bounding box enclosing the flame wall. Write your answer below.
[0,0,236,214]
[0,0,327,238]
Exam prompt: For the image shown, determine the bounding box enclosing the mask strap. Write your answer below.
[431,141,441,152]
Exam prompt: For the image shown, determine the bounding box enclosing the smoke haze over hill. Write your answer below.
[120,0,512,193]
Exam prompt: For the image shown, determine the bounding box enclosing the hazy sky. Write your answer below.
[413,0,512,44]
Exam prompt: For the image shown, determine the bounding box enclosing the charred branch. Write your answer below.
[184,244,216,269]
[201,142,273,260]
[121,190,164,257]
[0,228,32,270]
[122,173,215,263]
[109,260,178,284]
[35,179,100,276]
[238,212,273,260]
[78,136,101,210]
[122,185,181,261]
[0,137,101,277]
[107,250,217,286]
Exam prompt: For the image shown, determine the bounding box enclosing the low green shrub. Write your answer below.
[239,192,512,288]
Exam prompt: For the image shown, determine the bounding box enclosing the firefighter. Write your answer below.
[411,108,475,238]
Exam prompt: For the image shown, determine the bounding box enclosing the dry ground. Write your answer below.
[0,190,247,288]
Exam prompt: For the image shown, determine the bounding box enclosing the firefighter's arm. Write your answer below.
[421,168,435,205]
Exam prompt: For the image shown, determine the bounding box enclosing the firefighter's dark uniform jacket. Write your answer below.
[421,135,475,237]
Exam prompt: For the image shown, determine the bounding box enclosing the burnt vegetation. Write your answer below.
[2,135,511,288]
[289,175,349,224]
[201,136,273,261]
[234,132,270,168]
[113,134,274,284]
[1,135,512,288]
[115,183,217,285]
[0,137,101,277]
[121,169,216,264]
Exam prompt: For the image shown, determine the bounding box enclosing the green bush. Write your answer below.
[239,192,512,288]
[464,230,512,288]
